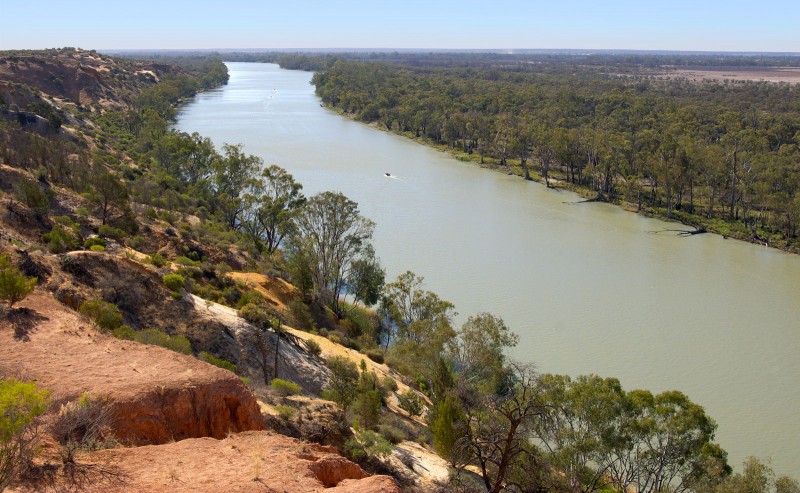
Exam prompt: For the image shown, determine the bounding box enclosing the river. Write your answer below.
[175,62,800,477]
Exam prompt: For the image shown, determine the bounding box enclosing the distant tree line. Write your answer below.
[302,56,800,250]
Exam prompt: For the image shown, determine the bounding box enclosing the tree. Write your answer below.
[0,255,37,311]
[708,457,788,493]
[89,169,130,225]
[351,361,383,429]
[450,312,518,393]
[0,379,50,491]
[381,271,456,384]
[604,389,722,493]
[535,374,628,493]
[241,165,305,254]
[456,363,546,493]
[240,304,283,384]
[322,356,360,409]
[346,245,385,307]
[429,393,467,465]
[380,270,455,346]
[211,144,263,229]
[13,177,50,215]
[289,191,375,315]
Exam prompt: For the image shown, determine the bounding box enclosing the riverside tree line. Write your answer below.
[293,54,800,250]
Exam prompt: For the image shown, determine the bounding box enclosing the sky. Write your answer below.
[1,0,798,53]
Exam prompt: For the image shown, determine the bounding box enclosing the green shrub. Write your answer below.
[322,356,359,408]
[342,303,378,341]
[199,351,237,373]
[274,404,295,421]
[236,289,266,309]
[398,390,424,417]
[343,430,392,462]
[0,379,50,489]
[148,253,167,267]
[44,224,81,253]
[79,299,122,330]
[352,387,382,430]
[174,256,198,267]
[162,273,185,292]
[84,236,107,249]
[239,302,272,328]
[134,328,192,355]
[111,325,136,340]
[0,254,37,310]
[377,424,406,444]
[327,331,346,346]
[304,338,322,358]
[14,177,50,214]
[127,235,145,250]
[287,297,314,330]
[98,224,126,241]
[221,286,240,306]
[270,378,302,396]
[346,338,361,351]
[379,376,398,393]
[429,394,466,461]
[89,244,105,252]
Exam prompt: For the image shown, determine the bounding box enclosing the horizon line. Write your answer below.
[95,47,800,56]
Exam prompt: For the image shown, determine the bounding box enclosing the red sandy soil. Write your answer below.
[0,291,264,444]
[8,431,400,493]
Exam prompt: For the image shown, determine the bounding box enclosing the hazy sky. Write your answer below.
[1,0,797,52]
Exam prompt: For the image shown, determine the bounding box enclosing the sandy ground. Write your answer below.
[229,271,298,312]
[8,431,400,493]
[0,291,233,398]
[395,441,451,484]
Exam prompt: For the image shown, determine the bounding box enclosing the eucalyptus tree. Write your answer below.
[380,271,455,378]
[289,191,375,315]
[604,389,722,493]
[534,374,628,493]
[455,363,546,493]
[210,143,263,229]
[241,165,305,254]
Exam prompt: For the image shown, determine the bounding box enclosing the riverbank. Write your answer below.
[321,102,797,254]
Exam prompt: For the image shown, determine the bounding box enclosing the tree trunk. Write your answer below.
[273,333,280,380]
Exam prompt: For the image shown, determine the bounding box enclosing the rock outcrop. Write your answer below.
[112,379,264,445]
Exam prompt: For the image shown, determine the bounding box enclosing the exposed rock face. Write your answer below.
[0,292,264,445]
[112,379,265,445]
[193,295,330,393]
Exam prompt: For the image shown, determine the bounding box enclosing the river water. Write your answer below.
[175,62,800,476]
